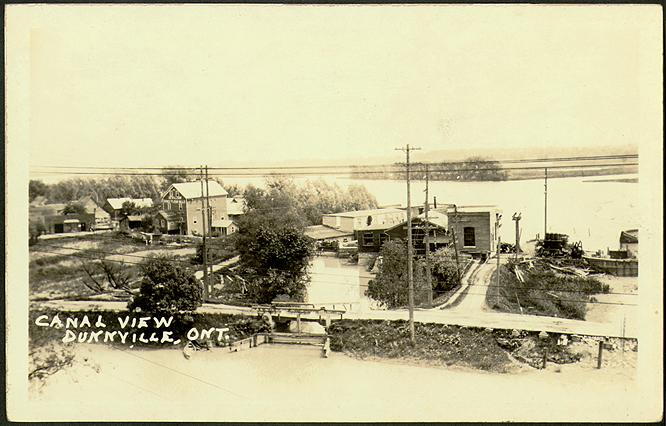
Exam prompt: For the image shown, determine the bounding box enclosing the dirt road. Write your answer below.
[448,260,496,313]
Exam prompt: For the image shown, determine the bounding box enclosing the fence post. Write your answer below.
[597,340,603,369]
[542,347,548,369]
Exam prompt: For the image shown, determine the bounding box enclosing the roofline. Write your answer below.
[323,208,405,218]
[383,217,448,234]
[162,180,227,200]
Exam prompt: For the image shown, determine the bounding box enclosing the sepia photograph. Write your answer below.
[4,3,663,422]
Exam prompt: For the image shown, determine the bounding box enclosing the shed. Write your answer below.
[119,215,144,232]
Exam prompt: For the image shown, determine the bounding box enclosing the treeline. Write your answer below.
[238,176,379,228]
[30,173,378,227]
[350,156,508,181]
[30,176,167,204]
[29,167,240,204]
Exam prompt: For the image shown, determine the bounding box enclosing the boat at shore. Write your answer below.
[583,256,638,277]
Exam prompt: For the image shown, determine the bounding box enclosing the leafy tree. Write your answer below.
[224,184,243,198]
[366,240,429,308]
[62,202,87,215]
[237,179,307,231]
[240,177,378,227]
[41,176,162,203]
[29,180,49,202]
[128,255,202,314]
[429,247,461,293]
[160,167,192,192]
[237,227,314,303]
[29,219,46,245]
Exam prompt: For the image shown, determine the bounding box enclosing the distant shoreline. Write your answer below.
[349,166,639,183]
[583,178,638,183]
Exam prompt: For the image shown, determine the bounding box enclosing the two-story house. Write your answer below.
[156,180,236,236]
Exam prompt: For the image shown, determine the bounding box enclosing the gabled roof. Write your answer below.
[620,229,638,244]
[76,194,96,204]
[167,180,227,200]
[76,195,110,215]
[226,197,246,215]
[305,225,354,240]
[106,197,154,210]
[385,216,449,234]
[122,215,144,222]
[323,208,405,218]
[416,210,448,228]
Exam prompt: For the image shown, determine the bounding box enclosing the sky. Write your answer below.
[7,5,663,169]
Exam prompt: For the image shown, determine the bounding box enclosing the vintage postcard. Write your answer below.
[5,4,663,422]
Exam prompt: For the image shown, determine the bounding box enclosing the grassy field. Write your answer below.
[29,232,197,300]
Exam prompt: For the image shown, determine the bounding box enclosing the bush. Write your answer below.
[128,255,202,314]
[29,220,46,245]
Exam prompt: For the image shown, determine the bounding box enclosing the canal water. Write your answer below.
[28,343,642,422]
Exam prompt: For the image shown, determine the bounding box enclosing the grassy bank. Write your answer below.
[327,319,596,373]
[486,261,609,320]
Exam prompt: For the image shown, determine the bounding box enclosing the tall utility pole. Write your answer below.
[544,167,548,240]
[451,205,461,286]
[495,212,502,305]
[512,212,522,259]
[496,235,501,306]
[205,166,214,281]
[395,144,421,345]
[199,167,209,299]
[423,164,432,308]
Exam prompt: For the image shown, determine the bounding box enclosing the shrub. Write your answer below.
[128,255,202,314]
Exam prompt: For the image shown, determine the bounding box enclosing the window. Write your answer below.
[363,232,374,247]
[379,233,388,246]
[178,202,182,211]
[463,227,475,247]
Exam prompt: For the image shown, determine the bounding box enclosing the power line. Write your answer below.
[30,153,638,171]
[29,161,639,177]
[111,346,247,399]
